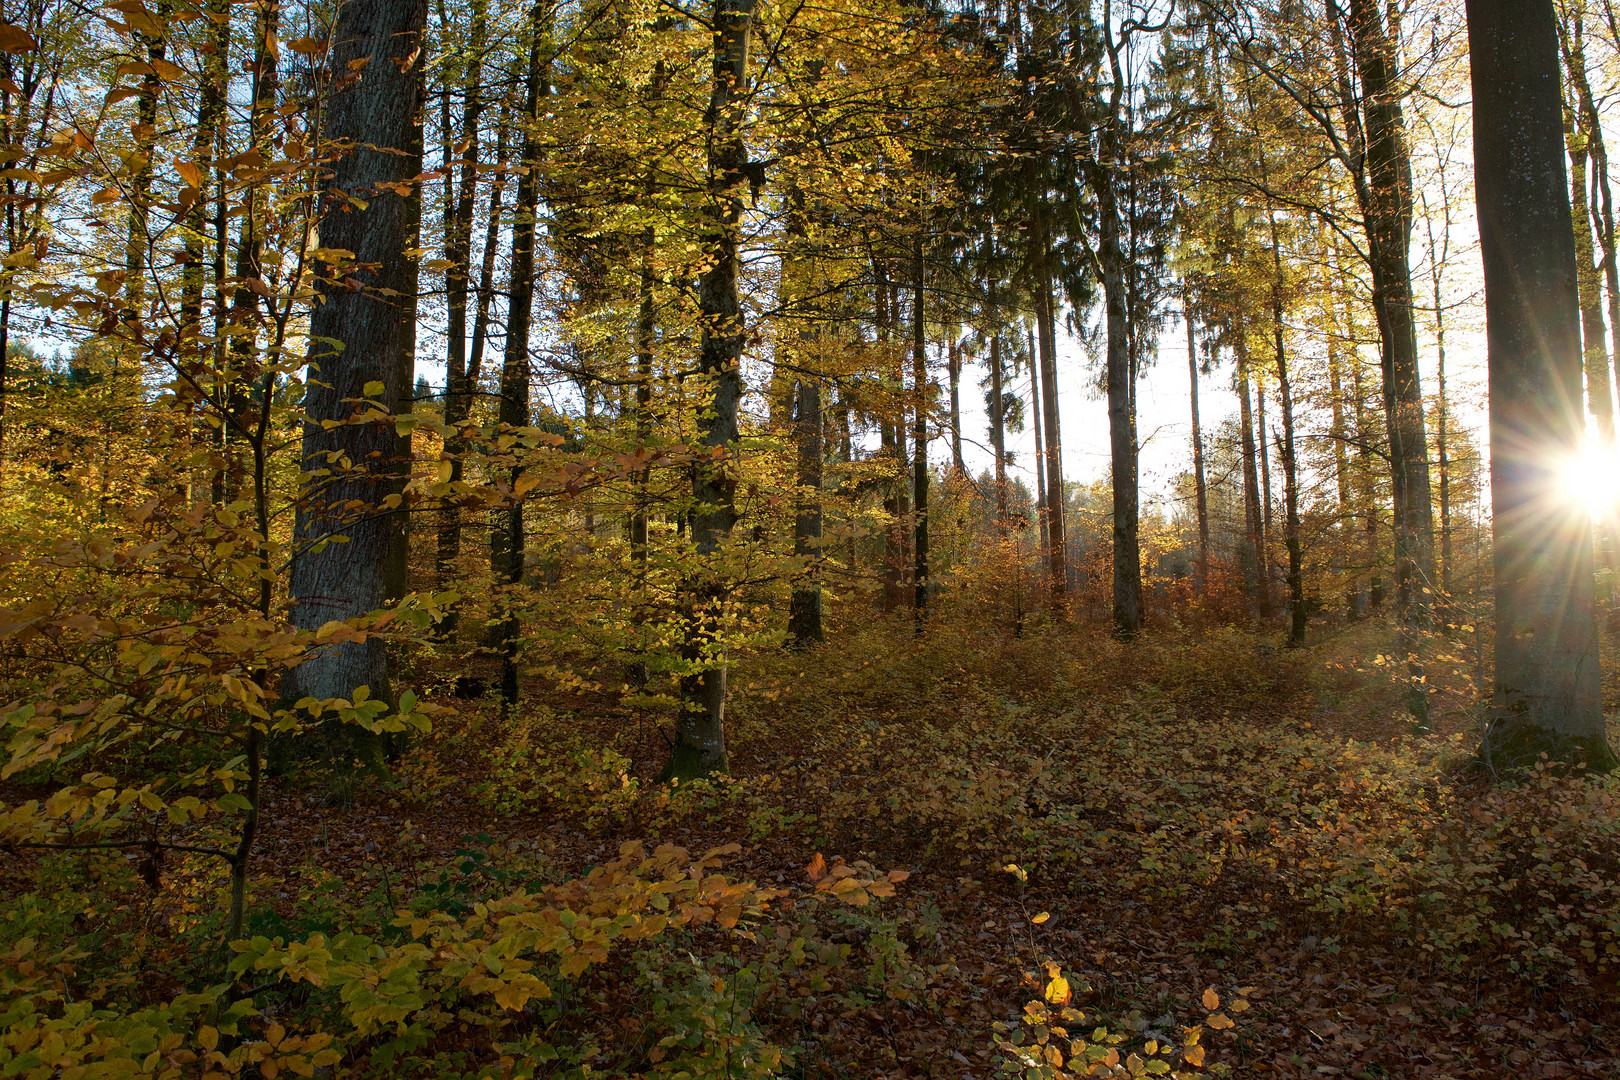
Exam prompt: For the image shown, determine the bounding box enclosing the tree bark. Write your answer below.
[1030,202,1068,604]
[1098,181,1139,633]
[1028,326,1049,554]
[290,0,429,704]
[1326,310,1359,615]
[664,0,757,781]
[1347,0,1437,679]
[491,2,549,706]
[1467,0,1615,769]
[788,373,823,646]
[948,339,965,475]
[912,241,929,627]
[1237,347,1270,617]
[435,0,488,635]
[1185,303,1209,595]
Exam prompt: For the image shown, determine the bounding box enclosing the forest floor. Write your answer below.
[9,610,1620,1079]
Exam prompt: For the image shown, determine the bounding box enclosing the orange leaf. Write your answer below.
[805,853,826,883]
[1202,987,1220,1011]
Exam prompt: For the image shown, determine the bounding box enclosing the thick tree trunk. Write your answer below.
[1468,0,1615,769]
[290,0,429,704]
[665,0,757,782]
[492,3,548,707]
[1349,0,1436,730]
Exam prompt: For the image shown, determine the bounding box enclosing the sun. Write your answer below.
[1557,443,1620,519]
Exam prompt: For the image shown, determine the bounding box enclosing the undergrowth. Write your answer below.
[4,611,1620,1077]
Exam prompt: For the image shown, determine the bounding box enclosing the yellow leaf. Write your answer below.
[1207,1012,1234,1031]
[1031,911,1050,924]
[1202,987,1220,1011]
[1184,1045,1205,1067]
[1045,975,1071,1005]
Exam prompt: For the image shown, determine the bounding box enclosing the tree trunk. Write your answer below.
[788,374,823,646]
[1028,326,1049,553]
[912,242,929,627]
[1348,0,1437,730]
[948,338,965,475]
[1268,227,1306,645]
[181,0,229,337]
[492,2,549,707]
[1326,312,1360,615]
[290,0,429,705]
[435,0,488,635]
[1259,179,1306,643]
[1237,347,1270,617]
[1185,305,1209,595]
[1566,105,1617,451]
[991,330,1009,534]
[1468,0,1615,769]
[1098,180,1139,633]
[664,0,758,782]
[1031,206,1069,605]
[1560,5,1620,450]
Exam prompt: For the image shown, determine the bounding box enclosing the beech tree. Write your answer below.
[289,0,430,706]
[1467,0,1617,770]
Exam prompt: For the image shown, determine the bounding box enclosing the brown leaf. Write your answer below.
[0,24,36,53]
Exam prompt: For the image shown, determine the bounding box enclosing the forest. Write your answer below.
[1,0,1618,1076]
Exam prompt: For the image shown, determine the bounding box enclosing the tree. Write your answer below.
[1467,0,1617,770]
[662,0,758,782]
[289,0,430,707]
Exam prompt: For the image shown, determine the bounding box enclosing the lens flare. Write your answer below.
[1557,443,1620,519]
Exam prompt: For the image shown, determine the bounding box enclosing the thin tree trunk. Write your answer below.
[1032,206,1069,605]
[1468,0,1614,769]
[1561,5,1620,446]
[1268,222,1306,645]
[435,0,488,635]
[1326,310,1360,615]
[948,339,965,475]
[492,1,549,707]
[1237,347,1270,617]
[1186,306,1209,594]
[789,372,823,646]
[991,330,1009,535]
[1029,326,1049,553]
[912,240,929,627]
[1419,193,1456,598]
